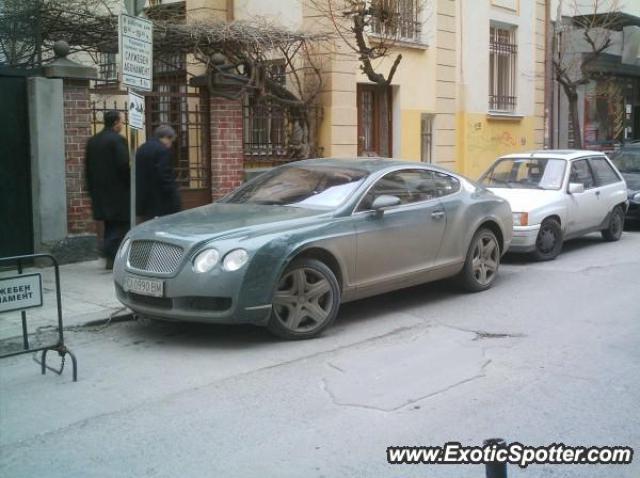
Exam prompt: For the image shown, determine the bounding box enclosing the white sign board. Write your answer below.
[119,14,153,91]
[0,273,43,314]
[128,91,145,130]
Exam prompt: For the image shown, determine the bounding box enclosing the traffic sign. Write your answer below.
[119,14,153,91]
[128,91,145,130]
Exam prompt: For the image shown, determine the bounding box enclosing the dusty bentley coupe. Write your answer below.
[113,159,512,339]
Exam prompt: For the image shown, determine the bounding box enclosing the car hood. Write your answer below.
[621,172,640,192]
[487,188,561,212]
[130,203,330,243]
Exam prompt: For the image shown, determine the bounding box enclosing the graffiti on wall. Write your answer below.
[467,120,528,153]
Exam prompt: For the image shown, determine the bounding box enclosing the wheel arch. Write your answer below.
[477,219,505,253]
[286,246,344,290]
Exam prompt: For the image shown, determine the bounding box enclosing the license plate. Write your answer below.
[124,276,164,297]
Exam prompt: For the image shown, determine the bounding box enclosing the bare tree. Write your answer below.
[552,0,622,148]
[309,0,425,87]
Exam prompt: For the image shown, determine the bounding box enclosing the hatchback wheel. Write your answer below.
[531,218,563,261]
[459,228,500,292]
[601,206,624,242]
[267,258,340,339]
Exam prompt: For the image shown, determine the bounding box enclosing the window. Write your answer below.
[570,160,595,190]
[95,52,117,87]
[371,0,421,42]
[358,169,457,211]
[481,158,566,190]
[588,158,621,186]
[489,25,517,112]
[421,114,434,163]
[244,61,287,160]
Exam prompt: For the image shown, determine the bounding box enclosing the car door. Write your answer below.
[352,169,446,288]
[588,156,626,223]
[565,159,601,232]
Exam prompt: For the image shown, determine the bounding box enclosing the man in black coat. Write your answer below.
[136,124,181,222]
[86,110,130,270]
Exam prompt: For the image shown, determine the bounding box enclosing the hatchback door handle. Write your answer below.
[431,210,445,219]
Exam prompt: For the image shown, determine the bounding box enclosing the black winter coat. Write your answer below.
[135,138,181,218]
[85,129,130,222]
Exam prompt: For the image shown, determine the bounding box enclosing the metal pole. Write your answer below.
[17,259,29,350]
[130,124,137,230]
[484,438,507,478]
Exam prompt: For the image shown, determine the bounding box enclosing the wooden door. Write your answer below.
[357,84,392,157]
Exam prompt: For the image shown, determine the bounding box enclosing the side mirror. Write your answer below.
[568,182,585,194]
[371,195,401,216]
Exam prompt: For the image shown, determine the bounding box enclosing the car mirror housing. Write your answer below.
[371,195,402,214]
[568,182,585,194]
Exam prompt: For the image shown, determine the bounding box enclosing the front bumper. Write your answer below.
[626,201,640,221]
[113,262,273,325]
[507,224,540,253]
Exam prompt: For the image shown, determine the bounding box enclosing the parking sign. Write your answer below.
[119,14,153,91]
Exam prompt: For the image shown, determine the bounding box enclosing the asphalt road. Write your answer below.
[1,228,639,478]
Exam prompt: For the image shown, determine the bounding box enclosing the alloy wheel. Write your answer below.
[272,267,334,333]
[471,234,499,286]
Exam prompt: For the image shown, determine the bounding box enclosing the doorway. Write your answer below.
[357,84,392,157]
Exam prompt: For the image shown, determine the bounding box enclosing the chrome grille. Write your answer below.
[127,240,184,274]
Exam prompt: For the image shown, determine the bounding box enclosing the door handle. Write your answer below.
[431,210,445,219]
[595,190,601,196]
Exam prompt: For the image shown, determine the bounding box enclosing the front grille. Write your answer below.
[128,240,184,274]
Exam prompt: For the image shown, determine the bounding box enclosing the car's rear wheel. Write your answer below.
[601,206,624,242]
[531,218,563,261]
[459,228,500,292]
[267,258,341,340]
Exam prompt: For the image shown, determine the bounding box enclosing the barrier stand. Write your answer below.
[0,253,78,382]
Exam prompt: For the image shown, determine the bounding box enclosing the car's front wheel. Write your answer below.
[267,258,341,340]
[601,206,624,242]
[459,228,500,292]
[531,218,563,261]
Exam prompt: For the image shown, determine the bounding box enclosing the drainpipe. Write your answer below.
[544,0,553,148]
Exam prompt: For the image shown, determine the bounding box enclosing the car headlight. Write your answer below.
[223,249,249,271]
[118,237,131,259]
[633,192,640,202]
[512,212,529,226]
[193,248,220,273]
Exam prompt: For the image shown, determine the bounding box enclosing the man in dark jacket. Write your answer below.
[136,124,181,221]
[86,110,130,270]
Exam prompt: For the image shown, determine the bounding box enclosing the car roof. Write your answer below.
[498,149,608,161]
[290,157,455,174]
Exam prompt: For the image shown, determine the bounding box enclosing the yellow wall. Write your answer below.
[400,109,425,161]
[456,113,537,180]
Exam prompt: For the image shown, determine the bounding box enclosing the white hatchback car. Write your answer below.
[479,150,628,260]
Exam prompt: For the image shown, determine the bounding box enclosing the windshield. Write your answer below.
[480,158,566,190]
[224,165,369,208]
[610,149,640,173]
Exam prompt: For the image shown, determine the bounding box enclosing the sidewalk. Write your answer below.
[0,259,131,344]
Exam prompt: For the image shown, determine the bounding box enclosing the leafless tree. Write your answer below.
[552,0,622,148]
[308,0,425,87]
[0,0,328,158]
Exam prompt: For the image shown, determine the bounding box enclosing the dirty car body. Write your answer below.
[113,158,512,337]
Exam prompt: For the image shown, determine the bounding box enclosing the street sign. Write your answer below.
[119,14,153,91]
[128,90,145,130]
[0,273,42,314]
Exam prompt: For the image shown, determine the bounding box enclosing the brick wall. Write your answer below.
[63,79,95,235]
[210,96,244,201]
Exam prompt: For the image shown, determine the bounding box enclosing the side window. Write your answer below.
[569,160,595,189]
[358,169,440,211]
[589,157,620,186]
[432,172,461,197]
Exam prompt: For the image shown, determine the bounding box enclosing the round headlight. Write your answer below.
[118,237,131,259]
[223,249,249,271]
[193,248,220,273]
[633,192,640,202]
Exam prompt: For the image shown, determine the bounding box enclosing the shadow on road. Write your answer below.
[123,279,462,348]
